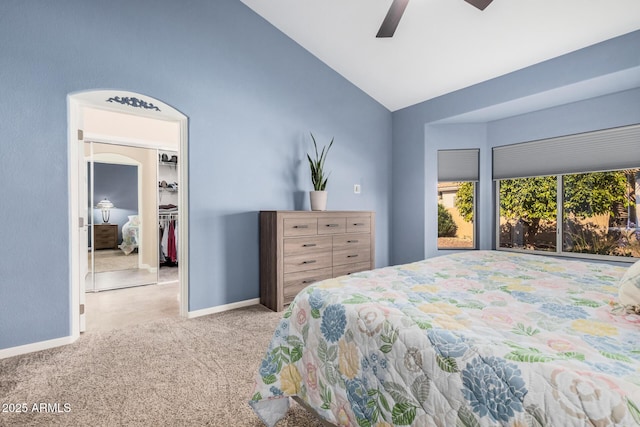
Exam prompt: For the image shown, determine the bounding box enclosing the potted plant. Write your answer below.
[307,133,334,211]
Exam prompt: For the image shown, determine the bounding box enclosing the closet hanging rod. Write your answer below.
[159,212,179,218]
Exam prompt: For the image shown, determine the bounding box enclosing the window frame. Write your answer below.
[436,148,480,252]
[437,181,478,251]
[495,172,638,263]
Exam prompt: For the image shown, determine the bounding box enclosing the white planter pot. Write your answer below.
[310,191,328,211]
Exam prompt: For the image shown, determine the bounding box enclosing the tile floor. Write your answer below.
[85,281,180,333]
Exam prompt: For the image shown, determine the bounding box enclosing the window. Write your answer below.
[437,149,478,250]
[438,181,476,249]
[498,170,640,258]
[494,124,640,260]
[498,176,557,252]
[562,170,640,258]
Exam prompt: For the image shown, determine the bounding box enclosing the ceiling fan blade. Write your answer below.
[464,0,493,10]
[376,0,410,38]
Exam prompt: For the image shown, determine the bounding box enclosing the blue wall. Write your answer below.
[92,162,138,243]
[391,30,640,265]
[0,0,391,349]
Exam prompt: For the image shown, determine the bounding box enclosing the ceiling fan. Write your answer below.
[376,0,494,38]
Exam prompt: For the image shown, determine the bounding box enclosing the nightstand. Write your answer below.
[94,223,118,250]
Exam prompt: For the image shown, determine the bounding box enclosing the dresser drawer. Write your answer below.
[284,236,332,256]
[333,261,371,277]
[260,210,375,312]
[333,233,371,250]
[283,218,318,236]
[284,252,332,274]
[333,248,371,266]
[318,217,346,234]
[95,226,115,237]
[346,217,371,233]
[283,267,333,303]
[93,224,118,250]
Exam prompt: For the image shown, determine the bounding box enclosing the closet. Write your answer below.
[158,150,179,282]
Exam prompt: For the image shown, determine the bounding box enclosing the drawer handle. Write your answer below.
[302,280,314,284]
[347,254,359,258]
[347,240,359,243]
[352,223,365,226]
[302,260,317,264]
[293,225,309,229]
[326,223,339,227]
[302,243,317,247]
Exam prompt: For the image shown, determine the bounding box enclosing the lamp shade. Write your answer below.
[96,199,114,210]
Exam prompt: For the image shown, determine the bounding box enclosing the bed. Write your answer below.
[119,215,140,255]
[250,250,640,426]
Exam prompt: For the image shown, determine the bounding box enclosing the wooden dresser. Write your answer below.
[93,223,118,250]
[260,211,375,311]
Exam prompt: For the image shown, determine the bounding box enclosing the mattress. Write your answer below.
[250,250,640,426]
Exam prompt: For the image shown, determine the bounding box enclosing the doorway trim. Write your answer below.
[68,90,189,339]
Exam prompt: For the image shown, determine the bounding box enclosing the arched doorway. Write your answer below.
[68,90,189,336]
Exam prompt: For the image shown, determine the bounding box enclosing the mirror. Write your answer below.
[86,142,159,291]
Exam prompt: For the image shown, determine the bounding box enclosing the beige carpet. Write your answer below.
[0,305,324,427]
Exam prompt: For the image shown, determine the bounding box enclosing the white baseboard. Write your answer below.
[1,298,261,359]
[0,335,77,360]
[187,298,260,319]
[140,263,157,273]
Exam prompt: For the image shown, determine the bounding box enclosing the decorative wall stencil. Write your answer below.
[106,96,161,111]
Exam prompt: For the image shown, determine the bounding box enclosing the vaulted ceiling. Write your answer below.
[240,0,640,111]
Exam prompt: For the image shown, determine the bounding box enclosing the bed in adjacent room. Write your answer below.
[250,250,640,426]
[119,215,140,255]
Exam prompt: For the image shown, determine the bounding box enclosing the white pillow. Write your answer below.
[618,260,640,309]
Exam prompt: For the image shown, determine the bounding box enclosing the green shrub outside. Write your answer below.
[438,203,458,237]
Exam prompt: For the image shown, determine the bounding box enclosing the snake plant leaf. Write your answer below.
[308,133,334,191]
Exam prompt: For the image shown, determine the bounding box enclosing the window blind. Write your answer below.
[493,124,640,180]
[437,149,479,182]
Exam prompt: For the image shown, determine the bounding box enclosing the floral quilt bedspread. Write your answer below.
[250,251,640,426]
[119,216,139,255]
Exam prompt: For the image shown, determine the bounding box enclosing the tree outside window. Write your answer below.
[486,170,640,258]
